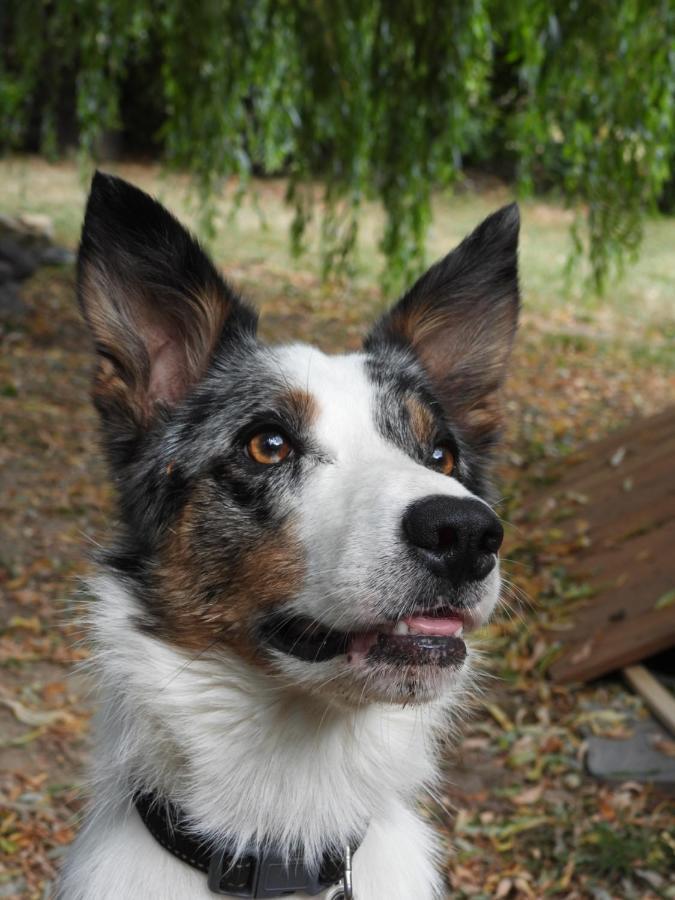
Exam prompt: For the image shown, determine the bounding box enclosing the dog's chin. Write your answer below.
[257,601,487,706]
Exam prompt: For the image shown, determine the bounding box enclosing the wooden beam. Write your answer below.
[549,605,675,683]
[527,408,675,684]
[623,665,675,737]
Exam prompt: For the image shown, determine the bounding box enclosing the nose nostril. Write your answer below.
[436,525,457,551]
[480,526,504,555]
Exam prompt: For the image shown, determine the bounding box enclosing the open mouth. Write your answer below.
[259,608,470,668]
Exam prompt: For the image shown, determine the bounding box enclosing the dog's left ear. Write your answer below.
[365,204,519,447]
[78,172,257,463]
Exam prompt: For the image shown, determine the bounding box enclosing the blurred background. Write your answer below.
[0,3,674,899]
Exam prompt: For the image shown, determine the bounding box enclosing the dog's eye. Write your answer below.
[247,430,292,465]
[429,443,455,476]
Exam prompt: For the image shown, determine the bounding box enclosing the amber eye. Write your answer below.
[429,443,455,476]
[247,430,292,465]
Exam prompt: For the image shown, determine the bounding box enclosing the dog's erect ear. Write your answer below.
[365,204,519,447]
[78,172,257,450]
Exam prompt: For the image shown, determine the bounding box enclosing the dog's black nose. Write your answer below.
[402,495,503,583]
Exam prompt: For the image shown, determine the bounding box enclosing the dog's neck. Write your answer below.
[85,574,466,868]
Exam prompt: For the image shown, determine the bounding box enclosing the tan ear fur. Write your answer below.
[366,204,520,446]
[78,173,257,450]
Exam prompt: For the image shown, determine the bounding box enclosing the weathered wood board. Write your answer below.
[527,408,675,683]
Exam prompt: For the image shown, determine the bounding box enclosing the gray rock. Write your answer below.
[0,281,27,318]
[0,260,14,284]
[41,245,76,267]
[586,718,675,783]
[0,211,54,250]
[17,211,54,240]
[0,236,39,279]
[0,212,73,284]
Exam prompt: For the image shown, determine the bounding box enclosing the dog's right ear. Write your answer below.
[78,172,256,461]
[365,204,519,452]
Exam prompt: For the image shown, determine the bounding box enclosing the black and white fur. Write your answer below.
[58,173,520,899]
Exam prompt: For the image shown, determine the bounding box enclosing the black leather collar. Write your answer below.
[134,792,357,897]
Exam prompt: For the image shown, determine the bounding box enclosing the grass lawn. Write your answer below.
[2,155,675,328]
[0,156,674,899]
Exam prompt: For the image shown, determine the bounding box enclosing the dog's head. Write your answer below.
[79,173,519,706]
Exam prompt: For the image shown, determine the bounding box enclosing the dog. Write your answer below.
[58,172,519,899]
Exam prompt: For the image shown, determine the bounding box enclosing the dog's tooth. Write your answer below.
[455,626,463,637]
[393,621,409,636]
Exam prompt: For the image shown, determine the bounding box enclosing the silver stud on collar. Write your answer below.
[342,844,353,900]
[326,844,354,900]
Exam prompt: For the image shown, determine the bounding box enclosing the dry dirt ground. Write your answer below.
[1,168,674,899]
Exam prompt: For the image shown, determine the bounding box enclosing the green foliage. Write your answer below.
[1,1,673,291]
[499,0,675,291]
[578,821,663,880]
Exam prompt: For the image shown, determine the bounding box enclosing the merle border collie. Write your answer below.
[58,173,519,899]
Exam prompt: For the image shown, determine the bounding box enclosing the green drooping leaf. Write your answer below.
[1,0,673,291]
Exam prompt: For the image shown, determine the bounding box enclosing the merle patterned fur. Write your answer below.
[78,173,518,648]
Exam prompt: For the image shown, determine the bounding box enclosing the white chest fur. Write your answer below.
[57,576,469,899]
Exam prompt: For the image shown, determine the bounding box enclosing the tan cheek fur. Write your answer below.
[153,487,305,660]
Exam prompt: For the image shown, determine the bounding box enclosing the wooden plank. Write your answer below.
[559,448,675,517]
[532,447,675,542]
[548,409,675,486]
[623,665,675,737]
[553,439,674,501]
[539,409,675,682]
[550,604,675,683]
[567,514,673,586]
[569,487,674,552]
[558,522,675,636]
[556,575,675,643]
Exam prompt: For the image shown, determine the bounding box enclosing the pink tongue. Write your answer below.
[403,616,463,636]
